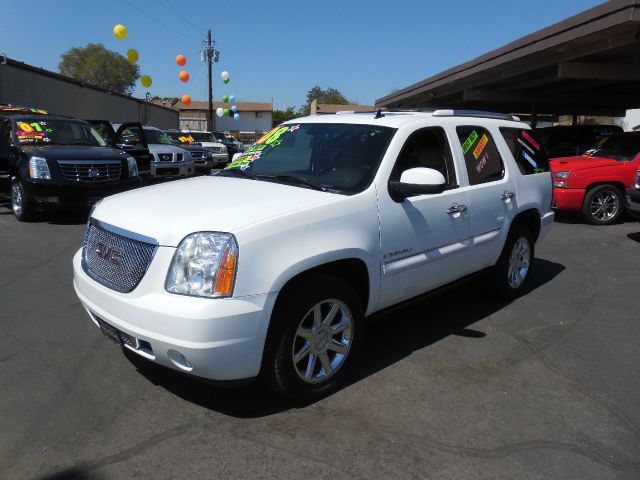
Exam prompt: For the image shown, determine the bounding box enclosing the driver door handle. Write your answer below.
[446,203,467,215]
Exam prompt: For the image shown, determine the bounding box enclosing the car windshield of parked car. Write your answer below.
[144,129,173,145]
[219,123,395,194]
[14,117,106,146]
[589,134,640,162]
[165,131,196,145]
[190,132,215,143]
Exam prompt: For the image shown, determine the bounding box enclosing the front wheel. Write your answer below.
[582,185,623,225]
[492,224,534,299]
[261,275,363,400]
[11,177,35,222]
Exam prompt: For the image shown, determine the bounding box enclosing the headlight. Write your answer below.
[554,171,570,188]
[28,157,51,179]
[127,156,138,177]
[166,232,238,298]
[221,145,228,153]
[183,151,192,162]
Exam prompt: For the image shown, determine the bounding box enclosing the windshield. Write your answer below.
[588,134,640,162]
[144,129,173,145]
[14,117,106,146]
[165,131,196,144]
[190,132,215,143]
[220,123,395,194]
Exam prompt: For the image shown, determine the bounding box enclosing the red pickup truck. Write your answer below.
[550,132,640,225]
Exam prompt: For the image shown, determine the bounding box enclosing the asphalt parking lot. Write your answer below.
[1,199,639,480]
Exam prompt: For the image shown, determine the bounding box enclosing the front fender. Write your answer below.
[233,189,381,315]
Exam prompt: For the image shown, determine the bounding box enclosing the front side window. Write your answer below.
[14,117,106,146]
[391,127,457,187]
[221,123,395,194]
[500,127,549,174]
[456,126,504,185]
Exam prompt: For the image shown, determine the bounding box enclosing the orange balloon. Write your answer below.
[181,94,192,106]
[176,54,186,66]
[179,70,190,83]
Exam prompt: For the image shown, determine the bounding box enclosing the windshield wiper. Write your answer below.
[255,174,328,192]
[217,168,256,179]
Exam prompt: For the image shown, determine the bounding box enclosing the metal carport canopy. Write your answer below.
[376,0,640,117]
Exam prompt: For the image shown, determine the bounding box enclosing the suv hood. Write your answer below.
[92,176,342,246]
[147,144,187,154]
[550,155,621,172]
[21,145,126,160]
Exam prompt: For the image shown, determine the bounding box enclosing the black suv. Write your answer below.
[0,106,141,221]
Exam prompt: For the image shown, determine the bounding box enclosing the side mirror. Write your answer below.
[389,167,446,202]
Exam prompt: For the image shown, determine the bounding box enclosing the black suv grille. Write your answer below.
[58,160,122,183]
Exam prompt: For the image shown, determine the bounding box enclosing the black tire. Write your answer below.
[582,185,624,225]
[492,224,535,299]
[261,274,364,401]
[11,177,35,222]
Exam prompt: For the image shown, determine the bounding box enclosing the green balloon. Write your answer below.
[223,78,230,84]
[222,95,229,103]
[224,108,231,116]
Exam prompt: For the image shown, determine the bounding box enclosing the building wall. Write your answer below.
[179,110,272,133]
[0,61,178,128]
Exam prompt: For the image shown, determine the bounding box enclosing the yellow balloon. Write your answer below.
[113,24,127,40]
[140,75,152,88]
[126,49,139,63]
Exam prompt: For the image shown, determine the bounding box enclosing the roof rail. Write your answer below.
[432,109,520,121]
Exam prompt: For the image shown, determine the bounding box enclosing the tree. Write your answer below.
[272,106,298,127]
[298,86,350,116]
[59,43,140,94]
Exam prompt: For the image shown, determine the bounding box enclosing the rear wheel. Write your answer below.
[11,177,35,222]
[492,224,534,299]
[582,185,623,225]
[261,275,363,400]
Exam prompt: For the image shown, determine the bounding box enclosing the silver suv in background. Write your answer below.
[140,126,194,178]
[181,130,229,169]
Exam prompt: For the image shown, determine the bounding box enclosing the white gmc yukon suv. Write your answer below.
[73,110,554,399]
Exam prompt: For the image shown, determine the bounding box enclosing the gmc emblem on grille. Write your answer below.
[95,242,123,265]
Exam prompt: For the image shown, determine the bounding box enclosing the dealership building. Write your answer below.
[0,57,178,128]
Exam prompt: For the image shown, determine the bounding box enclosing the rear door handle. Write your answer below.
[446,203,467,215]
[500,191,516,201]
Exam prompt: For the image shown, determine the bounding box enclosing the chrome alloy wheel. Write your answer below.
[292,299,353,384]
[507,237,531,289]
[590,190,619,222]
[11,180,23,216]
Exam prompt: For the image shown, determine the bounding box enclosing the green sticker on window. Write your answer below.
[461,130,478,154]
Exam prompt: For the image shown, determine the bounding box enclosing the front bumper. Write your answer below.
[209,154,229,168]
[151,162,194,178]
[626,187,640,219]
[73,248,277,380]
[23,177,141,210]
[552,187,585,211]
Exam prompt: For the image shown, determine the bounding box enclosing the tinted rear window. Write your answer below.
[500,128,549,175]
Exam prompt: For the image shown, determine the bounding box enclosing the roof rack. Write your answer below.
[432,109,520,121]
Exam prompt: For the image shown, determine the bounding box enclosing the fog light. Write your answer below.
[167,349,193,371]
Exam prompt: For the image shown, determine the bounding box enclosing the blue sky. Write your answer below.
[2,0,603,109]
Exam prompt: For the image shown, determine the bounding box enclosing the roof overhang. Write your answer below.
[376,0,640,116]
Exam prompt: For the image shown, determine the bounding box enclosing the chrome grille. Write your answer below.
[58,160,122,183]
[82,220,157,293]
[157,153,173,162]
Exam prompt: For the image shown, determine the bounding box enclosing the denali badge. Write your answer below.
[95,242,123,265]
